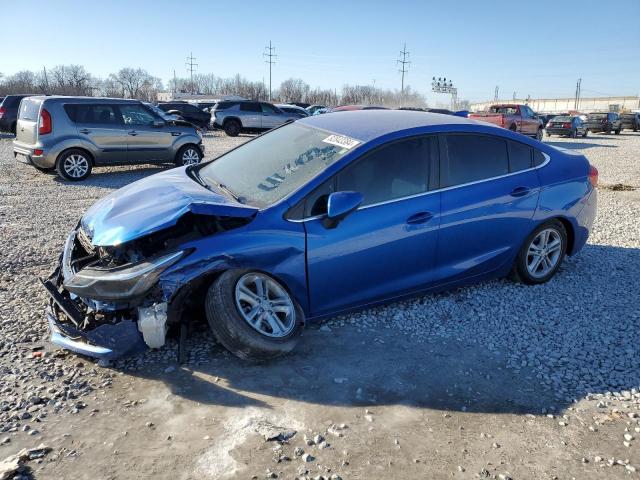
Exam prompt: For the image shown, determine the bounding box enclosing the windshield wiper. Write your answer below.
[215,182,244,203]
[187,167,245,203]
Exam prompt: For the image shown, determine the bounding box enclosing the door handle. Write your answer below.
[510,186,531,197]
[128,130,138,136]
[79,129,90,134]
[406,212,433,224]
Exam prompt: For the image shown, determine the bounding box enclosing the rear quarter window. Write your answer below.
[18,99,41,121]
[508,140,533,172]
[533,149,547,166]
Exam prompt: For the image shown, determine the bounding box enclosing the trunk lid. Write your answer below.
[15,98,42,145]
[81,167,258,246]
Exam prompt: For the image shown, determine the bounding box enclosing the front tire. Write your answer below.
[535,128,543,141]
[570,129,577,139]
[614,128,621,135]
[582,129,588,138]
[512,220,567,285]
[56,149,92,181]
[205,270,304,361]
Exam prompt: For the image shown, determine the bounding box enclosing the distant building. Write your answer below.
[470,96,640,114]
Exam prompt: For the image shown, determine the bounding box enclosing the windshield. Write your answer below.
[589,113,607,119]
[552,116,572,122]
[198,123,359,207]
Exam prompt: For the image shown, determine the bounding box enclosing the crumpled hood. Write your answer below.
[81,167,257,246]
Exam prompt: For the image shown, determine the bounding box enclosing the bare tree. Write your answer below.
[108,68,163,101]
[277,78,310,103]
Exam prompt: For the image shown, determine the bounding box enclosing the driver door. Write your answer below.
[303,135,441,316]
[118,103,174,163]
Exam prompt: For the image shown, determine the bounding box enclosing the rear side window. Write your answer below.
[507,140,532,172]
[240,102,261,112]
[533,149,547,167]
[214,101,239,111]
[444,134,508,186]
[18,99,41,121]
[336,136,435,207]
[66,104,120,125]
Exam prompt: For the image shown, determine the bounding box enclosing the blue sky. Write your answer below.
[2,0,639,102]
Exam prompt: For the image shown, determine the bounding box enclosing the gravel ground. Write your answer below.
[0,129,638,479]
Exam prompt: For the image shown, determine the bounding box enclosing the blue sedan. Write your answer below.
[42,110,598,361]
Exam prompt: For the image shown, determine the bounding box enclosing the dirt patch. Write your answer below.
[599,183,636,191]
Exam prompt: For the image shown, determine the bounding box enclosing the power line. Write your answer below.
[264,41,277,101]
[397,43,410,105]
[186,52,198,94]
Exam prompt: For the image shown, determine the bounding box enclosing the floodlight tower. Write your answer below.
[431,76,458,110]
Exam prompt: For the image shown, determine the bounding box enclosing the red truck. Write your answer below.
[469,104,543,141]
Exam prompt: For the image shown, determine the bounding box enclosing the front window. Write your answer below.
[119,104,156,126]
[198,123,358,207]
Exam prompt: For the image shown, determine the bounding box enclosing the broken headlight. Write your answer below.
[63,251,185,300]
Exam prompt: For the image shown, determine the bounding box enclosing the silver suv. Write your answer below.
[210,100,298,137]
[13,96,204,181]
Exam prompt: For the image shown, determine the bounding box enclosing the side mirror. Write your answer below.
[323,191,363,229]
[152,119,166,127]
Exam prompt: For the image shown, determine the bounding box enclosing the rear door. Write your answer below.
[117,103,174,163]
[305,135,441,315]
[239,102,262,128]
[69,103,127,163]
[434,134,541,284]
[15,97,42,145]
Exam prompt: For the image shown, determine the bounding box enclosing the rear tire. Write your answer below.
[582,129,588,138]
[56,149,92,181]
[205,270,304,361]
[512,219,567,285]
[175,144,203,166]
[223,119,241,137]
[614,128,621,135]
[570,129,577,139]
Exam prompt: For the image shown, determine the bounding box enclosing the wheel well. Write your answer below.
[555,217,575,255]
[223,117,241,127]
[56,147,94,166]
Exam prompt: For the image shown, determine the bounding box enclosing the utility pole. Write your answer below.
[42,66,49,95]
[574,78,582,110]
[513,91,516,101]
[494,86,499,102]
[397,43,410,106]
[263,41,276,101]
[173,70,177,95]
[186,52,198,94]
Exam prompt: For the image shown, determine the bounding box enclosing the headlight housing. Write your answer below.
[64,251,184,300]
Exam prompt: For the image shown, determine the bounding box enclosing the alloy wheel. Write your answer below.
[182,148,200,165]
[234,273,296,338]
[526,228,563,279]
[63,154,89,178]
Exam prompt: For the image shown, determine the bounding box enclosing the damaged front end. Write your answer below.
[42,211,252,361]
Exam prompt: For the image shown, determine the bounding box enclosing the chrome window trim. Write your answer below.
[287,151,550,223]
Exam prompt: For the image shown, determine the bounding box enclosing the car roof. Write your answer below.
[30,95,143,104]
[298,109,481,142]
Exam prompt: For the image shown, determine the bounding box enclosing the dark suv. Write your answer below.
[0,94,36,133]
[620,112,640,132]
[157,102,210,129]
[586,112,622,134]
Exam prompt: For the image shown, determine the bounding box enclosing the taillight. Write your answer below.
[500,116,505,127]
[563,123,571,128]
[588,165,598,188]
[0,107,5,119]
[39,108,52,135]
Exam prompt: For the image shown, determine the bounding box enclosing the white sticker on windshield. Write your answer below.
[322,134,360,150]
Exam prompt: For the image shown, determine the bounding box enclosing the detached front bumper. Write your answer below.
[42,274,147,361]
